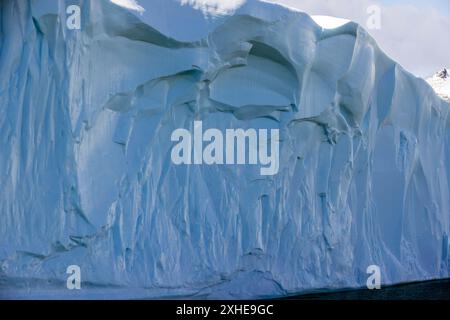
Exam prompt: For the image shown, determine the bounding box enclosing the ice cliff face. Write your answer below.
[0,0,449,299]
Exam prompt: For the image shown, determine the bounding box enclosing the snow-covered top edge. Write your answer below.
[427,68,450,102]
[110,0,146,13]
[311,15,351,29]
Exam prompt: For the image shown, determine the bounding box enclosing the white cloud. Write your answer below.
[266,0,450,77]
[179,0,246,15]
[110,0,145,13]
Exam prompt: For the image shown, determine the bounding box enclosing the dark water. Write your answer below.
[285,279,450,300]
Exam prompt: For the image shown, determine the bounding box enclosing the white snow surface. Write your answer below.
[110,0,146,13]
[311,15,350,29]
[427,70,450,102]
[0,0,449,299]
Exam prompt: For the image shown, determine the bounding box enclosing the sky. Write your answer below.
[112,0,450,78]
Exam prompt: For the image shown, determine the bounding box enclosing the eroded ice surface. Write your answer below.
[0,0,449,299]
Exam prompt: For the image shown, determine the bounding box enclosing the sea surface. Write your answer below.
[286,279,450,300]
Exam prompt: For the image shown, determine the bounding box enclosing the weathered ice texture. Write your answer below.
[0,0,449,299]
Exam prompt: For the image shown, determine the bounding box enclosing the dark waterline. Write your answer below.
[284,279,450,300]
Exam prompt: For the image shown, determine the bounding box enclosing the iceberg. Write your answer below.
[0,0,449,299]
